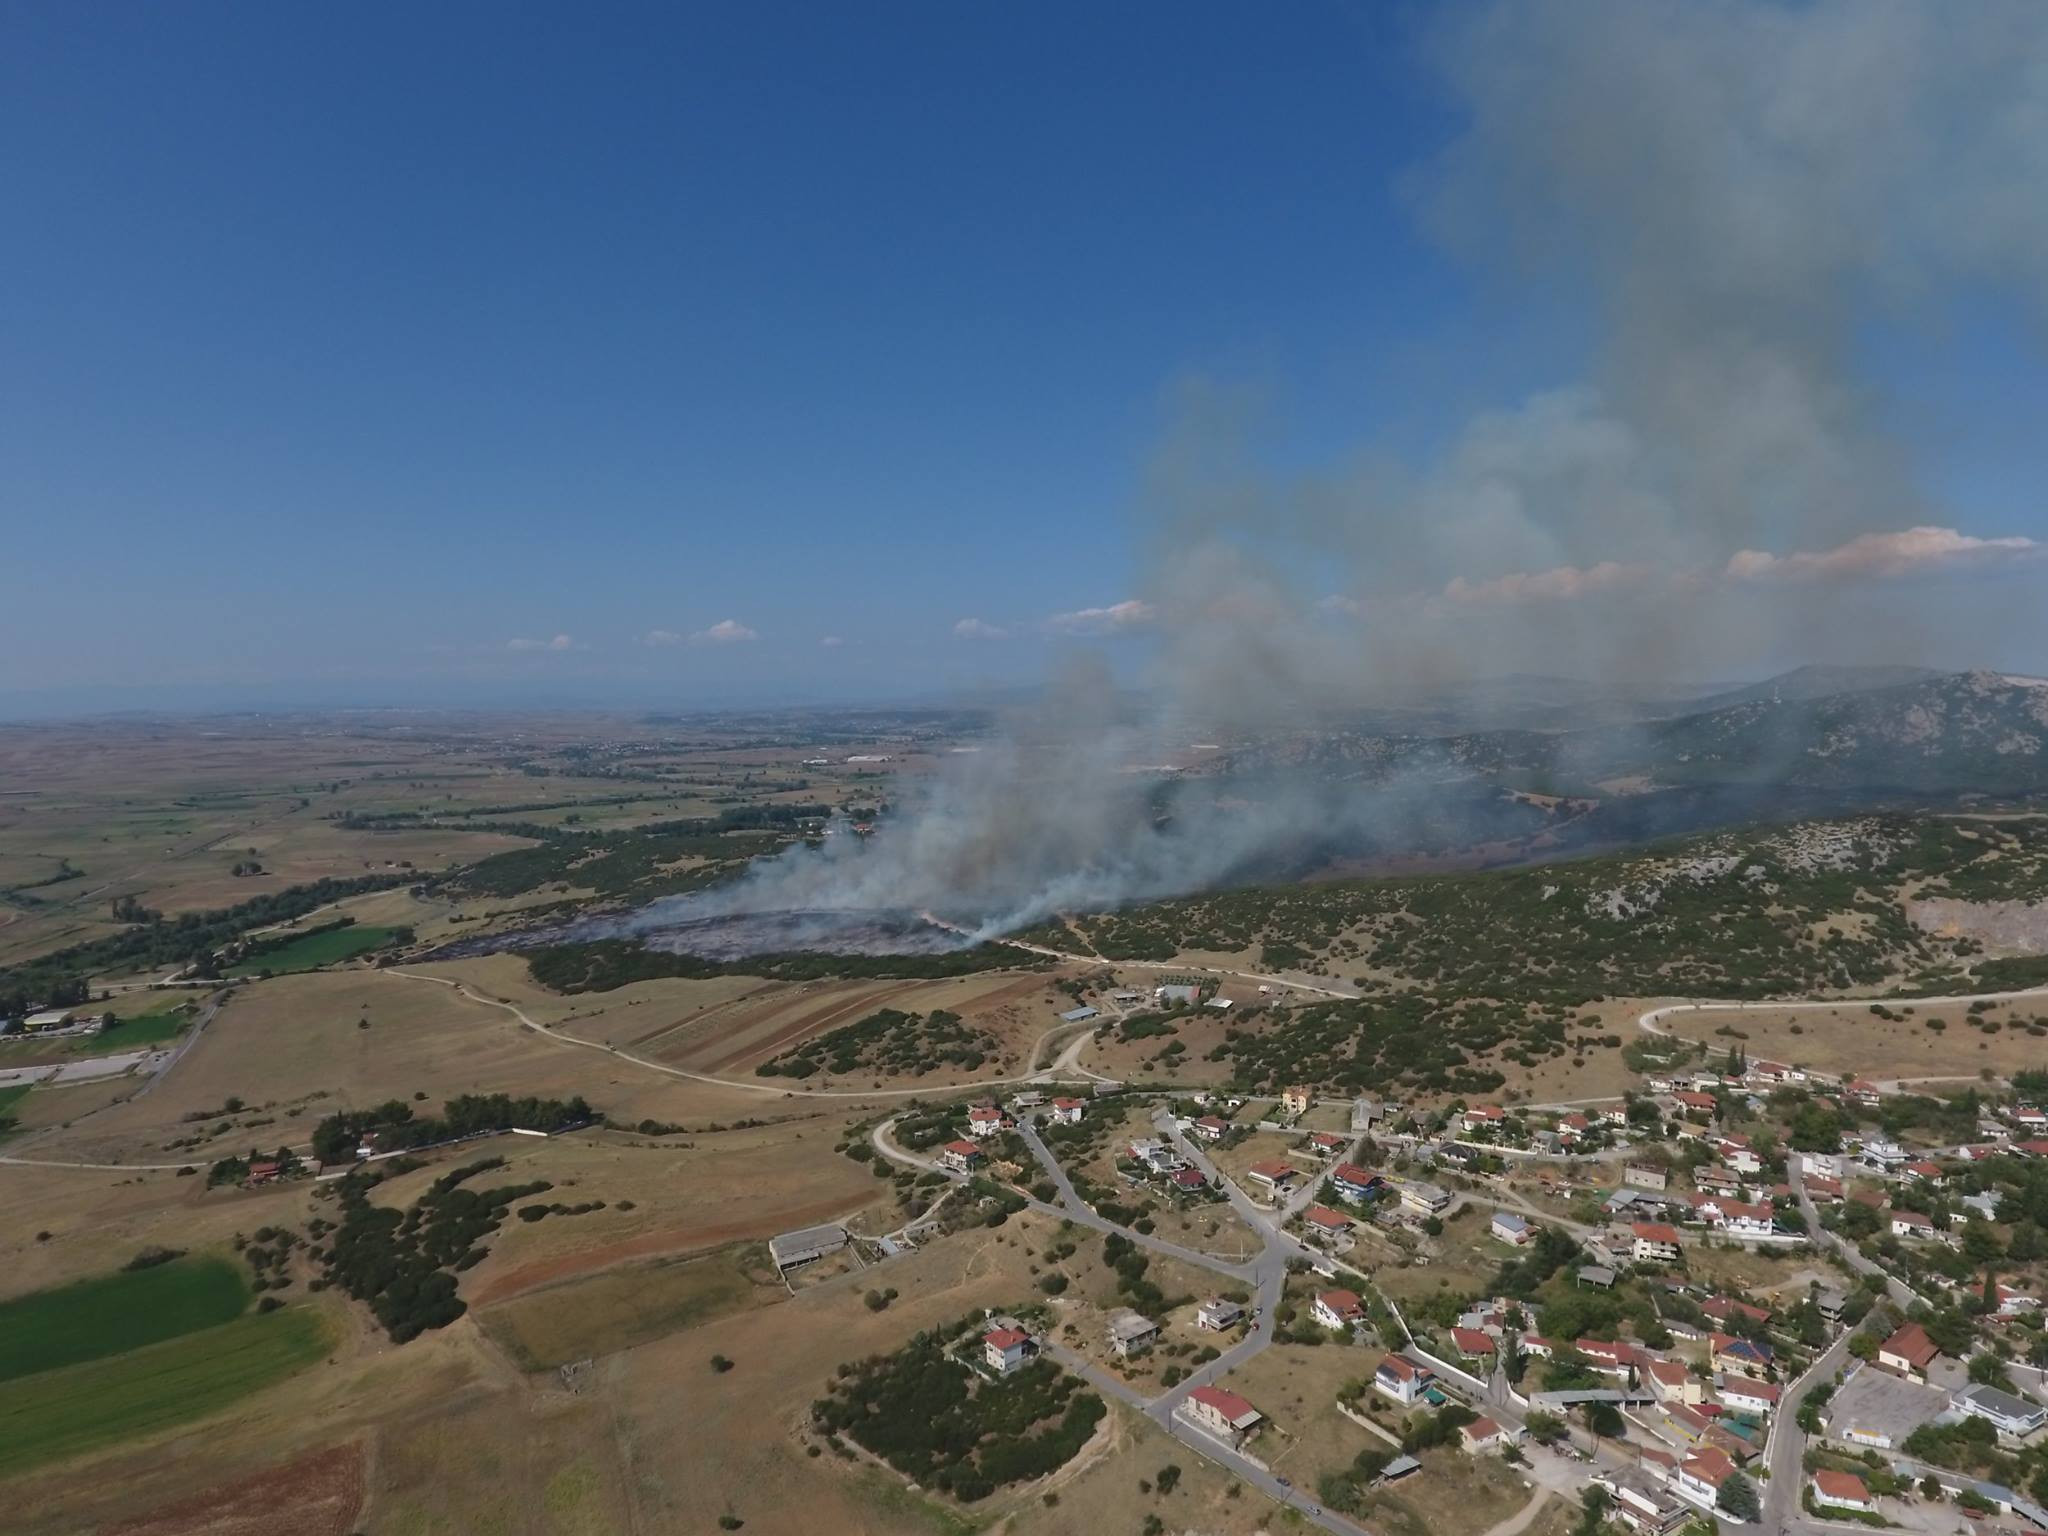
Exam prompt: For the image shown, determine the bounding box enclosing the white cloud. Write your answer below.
[1443,561,1646,604]
[820,635,845,648]
[641,628,686,648]
[1044,599,1156,636]
[1725,526,2041,584]
[507,633,581,652]
[953,618,1011,641]
[691,619,759,645]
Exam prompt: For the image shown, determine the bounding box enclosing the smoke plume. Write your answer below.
[710,0,2048,935]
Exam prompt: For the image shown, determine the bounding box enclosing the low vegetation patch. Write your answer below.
[525,937,1044,993]
[758,1007,1001,1079]
[812,1320,1104,1502]
[227,920,405,975]
[321,1159,556,1341]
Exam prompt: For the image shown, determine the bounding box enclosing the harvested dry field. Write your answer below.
[101,1442,366,1536]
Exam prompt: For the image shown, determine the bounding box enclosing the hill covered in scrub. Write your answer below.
[1049,812,2048,1003]
[1205,671,2048,801]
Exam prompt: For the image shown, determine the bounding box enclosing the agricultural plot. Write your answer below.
[478,1243,776,1370]
[0,1255,251,1383]
[227,924,400,976]
[0,1306,332,1480]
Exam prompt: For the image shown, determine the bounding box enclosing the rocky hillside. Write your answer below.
[1602,671,2048,794]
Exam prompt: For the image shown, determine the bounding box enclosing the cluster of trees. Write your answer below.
[0,871,409,1009]
[1219,991,1510,1098]
[758,1008,1000,1079]
[1100,1232,1185,1316]
[526,937,1039,994]
[810,1323,1104,1502]
[309,1093,595,1164]
[1055,813,2047,1010]
[321,1157,553,1342]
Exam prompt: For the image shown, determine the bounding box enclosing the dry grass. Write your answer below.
[1648,998,2048,1082]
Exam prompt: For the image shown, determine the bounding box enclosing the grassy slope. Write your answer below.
[0,1255,250,1382]
[0,1306,331,1480]
[227,924,396,976]
[77,1005,190,1055]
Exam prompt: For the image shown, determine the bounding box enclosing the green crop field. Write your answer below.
[0,1306,331,1479]
[227,923,397,976]
[0,1082,29,1135]
[78,1005,191,1055]
[0,1255,251,1383]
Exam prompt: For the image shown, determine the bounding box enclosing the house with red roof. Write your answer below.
[1192,1115,1229,1141]
[983,1326,1035,1374]
[1674,1448,1738,1511]
[1182,1385,1264,1445]
[1810,1469,1874,1513]
[1245,1160,1300,1195]
[1461,1416,1517,1453]
[1878,1321,1939,1381]
[1303,1204,1352,1240]
[938,1140,985,1174]
[1049,1097,1087,1125]
[1450,1326,1497,1360]
[965,1104,1008,1139]
[1632,1222,1682,1263]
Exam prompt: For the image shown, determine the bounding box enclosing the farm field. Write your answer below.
[476,1241,777,1370]
[0,1254,250,1382]
[227,923,399,976]
[0,1304,332,1480]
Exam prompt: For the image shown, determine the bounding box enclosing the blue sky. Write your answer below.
[4,1,2044,714]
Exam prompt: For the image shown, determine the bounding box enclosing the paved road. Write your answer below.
[131,990,223,1100]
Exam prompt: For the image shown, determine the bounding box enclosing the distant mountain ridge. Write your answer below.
[1203,667,2048,801]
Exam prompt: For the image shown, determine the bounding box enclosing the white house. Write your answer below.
[1673,1449,1738,1511]
[1810,1470,1874,1513]
[983,1326,1034,1374]
[1491,1211,1532,1245]
[1953,1384,2048,1442]
[1196,1298,1244,1331]
[1717,1377,1779,1418]
[1373,1352,1434,1405]
[1889,1209,1934,1239]
[965,1105,1007,1139]
[1399,1181,1451,1215]
[1049,1097,1086,1125]
[1107,1310,1159,1358]
[1312,1289,1366,1333]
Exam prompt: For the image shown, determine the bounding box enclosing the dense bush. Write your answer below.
[811,1324,1103,1501]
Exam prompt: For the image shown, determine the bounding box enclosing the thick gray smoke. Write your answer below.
[708,0,2048,936]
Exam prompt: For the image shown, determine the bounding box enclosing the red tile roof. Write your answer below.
[1881,1321,1939,1369]
[1813,1469,1869,1503]
[1304,1204,1351,1229]
[984,1327,1030,1350]
[1247,1159,1299,1181]
[1633,1221,1680,1244]
[1187,1385,1259,1423]
[1450,1327,1496,1355]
